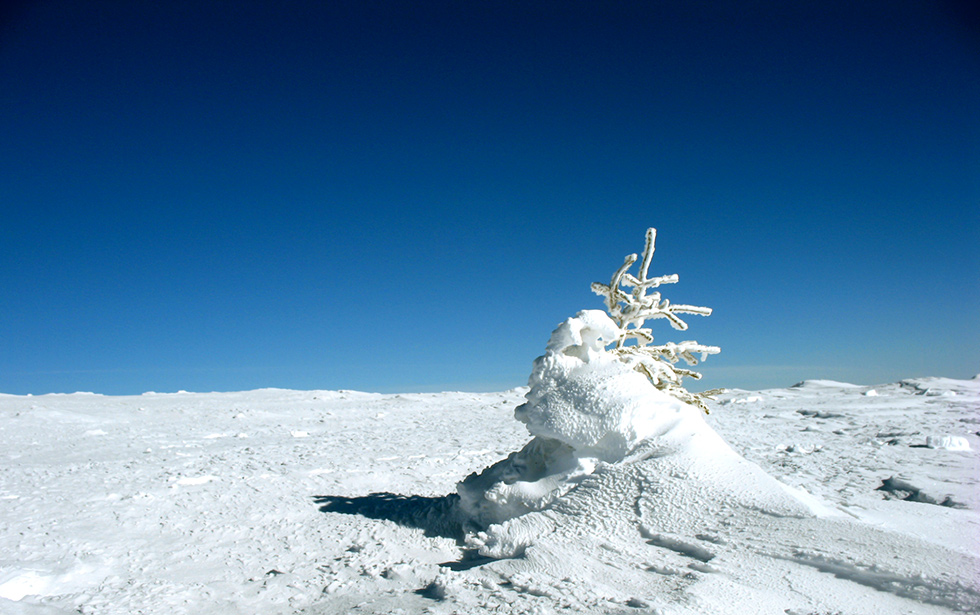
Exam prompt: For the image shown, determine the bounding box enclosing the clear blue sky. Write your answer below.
[1,1,978,395]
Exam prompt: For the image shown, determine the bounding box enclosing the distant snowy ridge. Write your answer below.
[791,379,865,388]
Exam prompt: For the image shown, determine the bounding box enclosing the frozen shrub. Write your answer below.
[457,228,722,528]
[591,228,720,412]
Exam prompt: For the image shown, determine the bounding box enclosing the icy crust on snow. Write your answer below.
[457,310,821,532]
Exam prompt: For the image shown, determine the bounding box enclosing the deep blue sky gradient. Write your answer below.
[1,1,978,394]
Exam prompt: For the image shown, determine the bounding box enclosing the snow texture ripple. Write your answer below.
[0,374,977,613]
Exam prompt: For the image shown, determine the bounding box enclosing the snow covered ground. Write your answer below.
[0,377,977,614]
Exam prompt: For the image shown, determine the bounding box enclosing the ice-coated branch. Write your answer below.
[591,228,721,412]
[638,227,656,283]
[592,230,712,336]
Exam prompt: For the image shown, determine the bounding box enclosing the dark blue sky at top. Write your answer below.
[1,1,977,395]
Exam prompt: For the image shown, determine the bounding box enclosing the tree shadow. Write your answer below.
[313,492,464,542]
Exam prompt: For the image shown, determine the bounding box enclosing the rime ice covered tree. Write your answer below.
[457,227,725,527]
[591,228,721,412]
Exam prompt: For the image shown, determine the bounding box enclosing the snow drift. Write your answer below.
[457,309,825,555]
[457,309,822,532]
[457,229,822,540]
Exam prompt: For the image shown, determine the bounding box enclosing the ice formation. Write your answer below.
[456,227,848,573]
[518,310,690,460]
[456,308,823,531]
[459,229,819,534]
[925,435,971,451]
[459,308,701,524]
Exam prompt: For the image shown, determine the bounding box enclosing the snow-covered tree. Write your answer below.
[591,228,721,412]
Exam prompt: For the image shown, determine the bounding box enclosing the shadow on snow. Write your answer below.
[313,492,464,542]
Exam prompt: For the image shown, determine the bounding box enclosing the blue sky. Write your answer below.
[1,1,978,395]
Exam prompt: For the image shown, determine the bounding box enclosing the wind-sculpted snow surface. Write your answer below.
[455,314,980,613]
[457,310,820,531]
[0,377,977,613]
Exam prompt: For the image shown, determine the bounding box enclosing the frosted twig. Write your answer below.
[592,228,721,413]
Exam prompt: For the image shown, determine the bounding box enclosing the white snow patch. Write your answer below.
[791,379,863,389]
[174,475,217,486]
[925,435,971,451]
[0,564,107,602]
[0,570,52,601]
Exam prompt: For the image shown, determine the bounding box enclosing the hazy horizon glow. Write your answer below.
[1,1,978,395]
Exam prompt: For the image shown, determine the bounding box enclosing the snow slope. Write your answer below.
[0,377,978,614]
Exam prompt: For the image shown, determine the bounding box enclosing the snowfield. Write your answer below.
[0,377,978,614]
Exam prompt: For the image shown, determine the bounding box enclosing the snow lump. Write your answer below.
[457,309,820,534]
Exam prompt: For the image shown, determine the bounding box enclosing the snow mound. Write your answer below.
[458,310,822,537]
[900,376,980,397]
[925,435,971,451]
[519,310,692,460]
